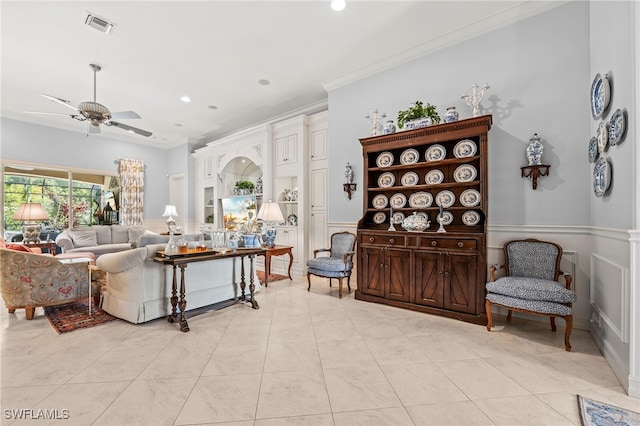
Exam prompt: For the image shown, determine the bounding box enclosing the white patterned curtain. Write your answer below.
[118,159,145,225]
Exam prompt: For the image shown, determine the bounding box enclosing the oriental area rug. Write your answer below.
[578,395,640,426]
[256,270,289,285]
[44,299,118,334]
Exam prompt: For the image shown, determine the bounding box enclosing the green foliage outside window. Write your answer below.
[4,175,102,231]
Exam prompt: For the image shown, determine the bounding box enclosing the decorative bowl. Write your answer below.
[401,212,430,232]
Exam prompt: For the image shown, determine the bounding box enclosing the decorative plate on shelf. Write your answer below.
[590,73,610,120]
[459,189,481,207]
[373,212,387,224]
[593,156,611,197]
[437,211,454,226]
[425,169,445,185]
[597,121,608,153]
[378,172,395,188]
[401,171,419,186]
[435,190,455,208]
[400,148,420,165]
[608,108,626,146]
[453,139,477,158]
[376,151,394,168]
[390,193,407,208]
[372,194,389,209]
[392,211,405,225]
[462,210,481,226]
[425,144,446,162]
[588,137,598,163]
[408,191,433,208]
[453,164,477,183]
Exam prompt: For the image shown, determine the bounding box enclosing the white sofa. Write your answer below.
[95,243,261,324]
[55,225,148,258]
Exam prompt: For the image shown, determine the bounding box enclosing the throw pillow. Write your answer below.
[128,228,146,247]
[5,243,33,253]
[69,230,98,248]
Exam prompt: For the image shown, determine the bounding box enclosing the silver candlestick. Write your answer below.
[365,109,387,136]
[461,83,490,117]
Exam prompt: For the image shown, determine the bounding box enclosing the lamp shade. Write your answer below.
[257,201,284,223]
[12,202,49,222]
[162,205,178,217]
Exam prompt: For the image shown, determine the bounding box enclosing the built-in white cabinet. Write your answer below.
[192,110,328,278]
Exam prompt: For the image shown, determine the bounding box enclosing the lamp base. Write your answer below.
[262,227,277,248]
[22,223,42,243]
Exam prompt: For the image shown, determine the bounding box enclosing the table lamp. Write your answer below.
[162,205,178,232]
[257,201,284,247]
[13,202,49,243]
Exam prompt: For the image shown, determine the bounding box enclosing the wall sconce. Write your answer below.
[521,133,550,190]
[344,163,356,200]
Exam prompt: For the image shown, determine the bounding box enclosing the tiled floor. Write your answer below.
[2,275,638,425]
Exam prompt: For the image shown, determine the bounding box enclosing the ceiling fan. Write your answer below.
[24,63,152,137]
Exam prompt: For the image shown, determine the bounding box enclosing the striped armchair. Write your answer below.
[0,248,90,320]
[485,239,576,351]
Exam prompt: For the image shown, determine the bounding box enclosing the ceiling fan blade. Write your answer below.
[22,110,75,117]
[106,121,152,137]
[110,110,141,120]
[40,94,80,112]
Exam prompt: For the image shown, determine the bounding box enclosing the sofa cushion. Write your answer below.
[486,293,572,316]
[128,227,146,247]
[70,229,98,248]
[307,257,352,273]
[111,226,130,244]
[486,277,576,304]
[5,243,34,252]
[92,226,113,245]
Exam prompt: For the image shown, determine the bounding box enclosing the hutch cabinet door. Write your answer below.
[359,246,386,297]
[414,250,444,308]
[386,248,411,302]
[444,253,478,314]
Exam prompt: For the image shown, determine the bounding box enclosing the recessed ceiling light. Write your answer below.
[331,0,346,11]
[174,123,183,127]
[180,96,191,103]
[258,79,270,86]
[208,105,218,110]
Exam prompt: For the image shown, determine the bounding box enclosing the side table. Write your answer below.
[259,245,293,287]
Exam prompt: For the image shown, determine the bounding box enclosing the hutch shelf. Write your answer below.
[356,115,492,325]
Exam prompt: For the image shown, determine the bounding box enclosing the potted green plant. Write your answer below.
[235,180,255,195]
[397,101,441,129]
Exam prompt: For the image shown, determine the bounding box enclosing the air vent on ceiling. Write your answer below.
[85,12,115,34]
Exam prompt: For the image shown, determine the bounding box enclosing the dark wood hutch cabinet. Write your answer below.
[356,115,492,325]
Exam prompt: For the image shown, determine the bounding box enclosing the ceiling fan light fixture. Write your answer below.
[85,12,115,34]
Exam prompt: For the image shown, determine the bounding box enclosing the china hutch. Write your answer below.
[356,115,492,324]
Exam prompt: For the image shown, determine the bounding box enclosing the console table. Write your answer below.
[259,245,293,287]
[20,241,57,255]
[153,247,265,332]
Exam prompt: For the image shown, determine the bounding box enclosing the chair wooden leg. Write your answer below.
[507,310,513,322]
[329,278,332,288]
[25,306,35,320]
[347,275,351,292]
[338,278,343,299]
[485,299,493,331]
[8,308,15,314]
[563,315,573,352]
[550,317,557,332]
[307,273,311,292]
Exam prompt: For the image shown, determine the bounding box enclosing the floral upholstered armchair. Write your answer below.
[0,248,90,320]
[485,238,576,351]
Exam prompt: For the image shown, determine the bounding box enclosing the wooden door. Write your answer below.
[414,250,444,308]
[444,253,478,314]
[359,246,385,297]
[385,248,411,302]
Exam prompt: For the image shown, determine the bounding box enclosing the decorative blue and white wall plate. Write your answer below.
[588,137,598,163]
[593,156,611,197]
[608,108,626,146]
[590,73,610,120]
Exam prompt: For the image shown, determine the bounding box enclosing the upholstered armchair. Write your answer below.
[306,232,356,299]
[0,248,91,320]
[485,238,576,351]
